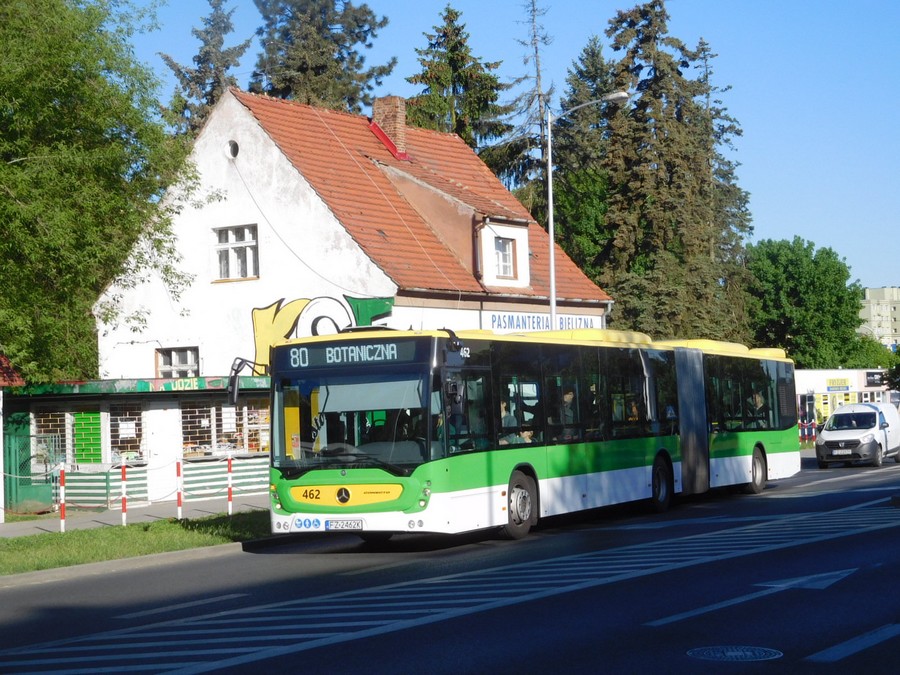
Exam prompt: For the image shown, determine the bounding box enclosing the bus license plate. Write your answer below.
[326,519,363,531]
[832,449,852,456]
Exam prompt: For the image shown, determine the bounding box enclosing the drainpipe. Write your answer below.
[473,218,488,281]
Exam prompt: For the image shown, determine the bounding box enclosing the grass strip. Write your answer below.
[0,510,271,576]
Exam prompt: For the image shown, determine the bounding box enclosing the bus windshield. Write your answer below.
[273,369,437,476]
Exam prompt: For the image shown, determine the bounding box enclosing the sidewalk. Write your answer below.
[0,492,270,538]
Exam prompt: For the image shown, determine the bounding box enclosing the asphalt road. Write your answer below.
[2,452,900,674]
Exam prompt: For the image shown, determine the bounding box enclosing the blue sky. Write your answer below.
[133,0,900,289]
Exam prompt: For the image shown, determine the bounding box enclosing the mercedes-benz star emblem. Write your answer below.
[336,487,351,504]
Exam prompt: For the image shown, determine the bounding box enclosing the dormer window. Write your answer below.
[495,237,516,279]
[477,220,531,288]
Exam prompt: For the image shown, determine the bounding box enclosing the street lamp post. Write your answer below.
[546,91,629,328]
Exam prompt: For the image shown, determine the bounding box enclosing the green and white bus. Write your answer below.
[242,327,799,540]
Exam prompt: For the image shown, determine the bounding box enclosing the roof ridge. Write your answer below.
[230,87,368,123]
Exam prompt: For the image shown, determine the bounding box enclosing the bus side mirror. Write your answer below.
[227,358,249,407]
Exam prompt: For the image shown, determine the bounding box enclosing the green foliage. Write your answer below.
[0,0,193,382]
[550,36,619,283]
[746,237,864,368]
[843,336,900,369]
[250,0,396,113]
[884,361,900,392]
[598,0,750,342]
[161,0,251,136]
[406,5,512,149]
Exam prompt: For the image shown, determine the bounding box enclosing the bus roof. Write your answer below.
[275,328,788,360]
[654,338,788,360]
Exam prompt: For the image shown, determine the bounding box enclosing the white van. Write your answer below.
[815,402,900,468]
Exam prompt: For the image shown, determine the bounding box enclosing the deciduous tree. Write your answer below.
[746,237,864,368]
[0,0,193,382]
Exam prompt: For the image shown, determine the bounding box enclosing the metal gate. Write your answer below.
[3,433,62,514]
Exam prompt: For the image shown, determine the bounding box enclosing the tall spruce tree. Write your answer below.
[550,36,620,281]
[601,0,748,340]
[250,0,395,113]
[695,38,753,340]
[406,5,512,149]
[161,0,251,136]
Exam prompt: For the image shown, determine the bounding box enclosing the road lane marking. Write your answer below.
[115,594,248,619]
[805,623,900,663]
[3,498,899,674]
[645,569,856,626]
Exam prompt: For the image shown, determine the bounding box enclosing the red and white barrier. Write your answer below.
[121,464,127,527]
[227,456,234,516]
[176,460,184,519]
[59,467,67,533]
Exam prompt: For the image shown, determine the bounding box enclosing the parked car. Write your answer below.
[815,402,900,468]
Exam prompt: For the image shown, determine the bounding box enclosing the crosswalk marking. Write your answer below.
[2,498,898,673]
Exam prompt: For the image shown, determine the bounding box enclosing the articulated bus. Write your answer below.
[232,328,799,540]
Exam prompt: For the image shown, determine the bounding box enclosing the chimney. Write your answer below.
[372,96,407,155]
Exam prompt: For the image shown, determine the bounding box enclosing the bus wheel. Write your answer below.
[501,471,536,540]
[650,455,672,513]
[745,447,767,494]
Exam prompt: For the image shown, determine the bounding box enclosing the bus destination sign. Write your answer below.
[280,340,420,369]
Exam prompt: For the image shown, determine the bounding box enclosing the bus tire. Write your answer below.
[745,447,767,494]
[501,470,537,540]
[650,455,673,513]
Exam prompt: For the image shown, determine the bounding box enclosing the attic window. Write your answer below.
[214,225,259,280]
[227,140,239,158]
[495,237,516,279]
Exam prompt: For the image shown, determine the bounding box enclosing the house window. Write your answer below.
[157,348,199,378]
[215,225,258,280]
[495,237,516,279]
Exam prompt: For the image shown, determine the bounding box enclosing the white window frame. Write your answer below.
[495,237,516,279]
[214,225,258,280]
[157,347,199,378]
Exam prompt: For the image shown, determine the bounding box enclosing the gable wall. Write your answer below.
[97,94,398,379]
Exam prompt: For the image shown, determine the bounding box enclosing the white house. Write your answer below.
[0,90,617,513]
[96,89,613,380]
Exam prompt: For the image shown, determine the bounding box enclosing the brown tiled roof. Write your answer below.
[0,354,25,386]
[230,89,611,304]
